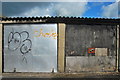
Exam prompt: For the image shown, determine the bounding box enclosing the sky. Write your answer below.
[1,0,119,18]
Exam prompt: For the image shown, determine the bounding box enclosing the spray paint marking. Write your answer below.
[8,30,32,63]
[34,29,57,39]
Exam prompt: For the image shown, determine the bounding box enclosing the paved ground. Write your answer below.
[1,78,120,80]
[1,72,120,80]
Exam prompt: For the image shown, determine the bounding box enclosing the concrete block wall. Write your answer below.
[66,56,116,72]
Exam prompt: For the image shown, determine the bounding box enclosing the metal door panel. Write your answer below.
[4,24,57,72]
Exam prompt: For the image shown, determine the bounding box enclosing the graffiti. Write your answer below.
[8,30,32,63]
[88,48,95,56]
[19,31,32,55]
[8,32,21,51]
[34,29,57,39]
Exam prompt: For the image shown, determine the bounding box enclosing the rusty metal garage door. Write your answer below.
[4,24,57,72]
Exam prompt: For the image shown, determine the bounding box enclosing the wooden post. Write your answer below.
[58,23,66,73]
[0,23,2,73]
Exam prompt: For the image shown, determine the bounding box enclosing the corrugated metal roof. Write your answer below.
[1,16,120,25]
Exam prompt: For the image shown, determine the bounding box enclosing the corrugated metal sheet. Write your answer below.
[1,16,120,25]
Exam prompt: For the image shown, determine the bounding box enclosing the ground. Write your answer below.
[1,72,120,80]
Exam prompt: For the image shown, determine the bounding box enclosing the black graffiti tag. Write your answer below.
[8,30,32,63]
[20,31,32,55]
[8,32,21,51]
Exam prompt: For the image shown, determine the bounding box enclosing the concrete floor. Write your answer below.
[1,72,120,80]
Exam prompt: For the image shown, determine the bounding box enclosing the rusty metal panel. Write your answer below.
[66,56,116,72]
[4,24,57,72]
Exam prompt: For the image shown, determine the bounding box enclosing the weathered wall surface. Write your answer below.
[66,56,116,72]
[65,24,116,56]
[65,24,117,72]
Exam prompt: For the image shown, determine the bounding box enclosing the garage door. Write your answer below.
[4,24,57,72]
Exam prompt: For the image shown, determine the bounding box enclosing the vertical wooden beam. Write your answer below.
[117,25,119,72]
[58,23,66,73]
[0,23,2,73]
